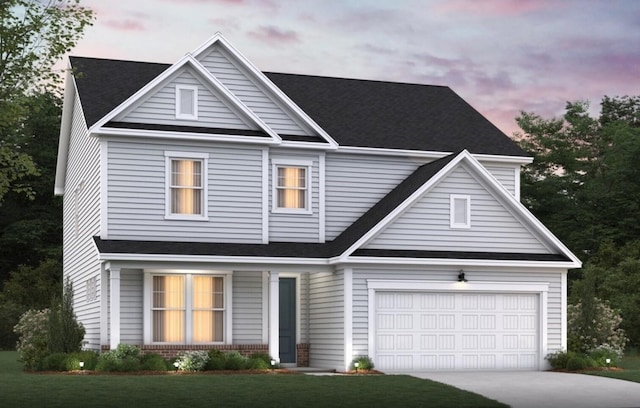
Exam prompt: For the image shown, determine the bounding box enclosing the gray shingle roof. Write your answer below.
[69,56,528,157]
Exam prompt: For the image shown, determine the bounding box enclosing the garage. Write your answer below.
[374,291,539,371]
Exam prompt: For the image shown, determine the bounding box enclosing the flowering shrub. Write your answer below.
[568,298,627,354]
[588,344,623,367]
[14,309,50,370]
[175,350,210,371]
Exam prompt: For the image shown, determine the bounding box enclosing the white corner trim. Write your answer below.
[262,148,269,244]
[515,166,521,201]
[55,69,77,196]
[262,271,269,343]
[99,140,109,240]
[561,271,568,350]
[319,153,326,243]
[343,267,353,372]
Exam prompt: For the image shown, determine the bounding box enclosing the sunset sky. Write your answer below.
[67,0,640,137]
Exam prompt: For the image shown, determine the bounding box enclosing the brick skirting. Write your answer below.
[296,343,310,367]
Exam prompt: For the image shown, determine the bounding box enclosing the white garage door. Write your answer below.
[375,292,539,371]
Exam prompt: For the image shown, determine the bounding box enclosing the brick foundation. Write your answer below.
[296,343,310,367]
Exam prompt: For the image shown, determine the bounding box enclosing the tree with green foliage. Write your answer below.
[0,0,94,204]
[48,278,84,353]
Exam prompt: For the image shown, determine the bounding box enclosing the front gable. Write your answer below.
[339,150,581,267]
[364,163,552,254]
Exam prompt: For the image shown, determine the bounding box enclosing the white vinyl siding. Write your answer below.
[61,93,102,350]
[120,269,143,344]
[365,165,551,253]
[483,163,518,196]
[232,272,264,344]
[309,271,344,370]
[325,154,423,240]
[350,267,563,363]
[197,45,313,136]
[269,152,319,242]
[107,140,263,243]
[116,68,253,130]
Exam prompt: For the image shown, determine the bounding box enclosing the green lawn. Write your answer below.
[586,352,640,383]
[0,351,506,408]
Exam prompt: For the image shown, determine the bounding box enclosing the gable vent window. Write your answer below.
[176,85,198,120]
[450,194,471,229]
[165,151,208,220]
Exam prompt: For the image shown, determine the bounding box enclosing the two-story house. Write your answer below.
[54,33,581,372]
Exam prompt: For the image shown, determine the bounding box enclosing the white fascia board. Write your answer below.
[333,256,580,269]
[94,127,280,146]
[54,69,79,196]
[338,150,468,258]
[280,140,338,151]
[191,33,339,149]
[337,146,533,165]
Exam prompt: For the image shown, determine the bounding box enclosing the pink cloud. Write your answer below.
[104,19,145,31]
[248,26,300,44]
[437,0,557,16]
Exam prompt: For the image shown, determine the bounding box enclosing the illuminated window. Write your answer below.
[450,194,471,229]
[277,166,306,209]
[272,160,312,213]
[151,274,225,344]
[176,85,198,120]
[165,152,208,220]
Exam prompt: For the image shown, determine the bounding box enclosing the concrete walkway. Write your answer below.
[409,371,640,408]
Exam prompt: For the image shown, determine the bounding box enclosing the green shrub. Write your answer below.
[588,344,623,367]
[351,355,374,371]
[112,343,141,360]
[247,357,269,370]
[95,350,141,372]
[224,351,248,370]
[14,308,50,370]
[140,353,168,371]
[47,279,85,354]
[41,352,69,371]
[175,350,209,372]
[205,349,225,370]
[545,349,573,370]
[566,355,588,371]
[73,350,99,370]
[568,298,627,354]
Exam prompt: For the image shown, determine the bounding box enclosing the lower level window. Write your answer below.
[152,275,224,343]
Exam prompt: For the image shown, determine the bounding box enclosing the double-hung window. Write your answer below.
[272,160,312,213]
[150,274,226,344]
[165,151,208,220]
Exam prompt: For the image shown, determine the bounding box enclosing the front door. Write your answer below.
[279,278,296,364]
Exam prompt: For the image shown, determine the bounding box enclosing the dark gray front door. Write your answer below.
[279,278,296,364]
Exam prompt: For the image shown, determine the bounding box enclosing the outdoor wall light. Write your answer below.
[457,271,468,282]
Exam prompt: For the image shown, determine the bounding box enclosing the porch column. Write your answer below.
[109,265,121,350]
[269,271,279,362]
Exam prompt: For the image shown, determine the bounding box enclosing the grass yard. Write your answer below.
[0,351,506,408]
[586,352,640,383]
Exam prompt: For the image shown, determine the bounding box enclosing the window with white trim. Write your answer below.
[272,160,312,213]
[175,85,198,120]
[151,274,225,343]
[450,194,471,228]
[165,152,208,220]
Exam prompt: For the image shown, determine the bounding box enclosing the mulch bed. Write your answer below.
[32,368,385,375]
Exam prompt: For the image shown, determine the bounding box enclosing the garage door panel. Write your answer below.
[375,292,539,371]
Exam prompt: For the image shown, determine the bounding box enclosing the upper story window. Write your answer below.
[450,194,471,229]
[175,85,198,120]
[272,159,312,214]
[165,151,208,220]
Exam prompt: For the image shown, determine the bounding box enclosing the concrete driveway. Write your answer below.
[409,371,640,408]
